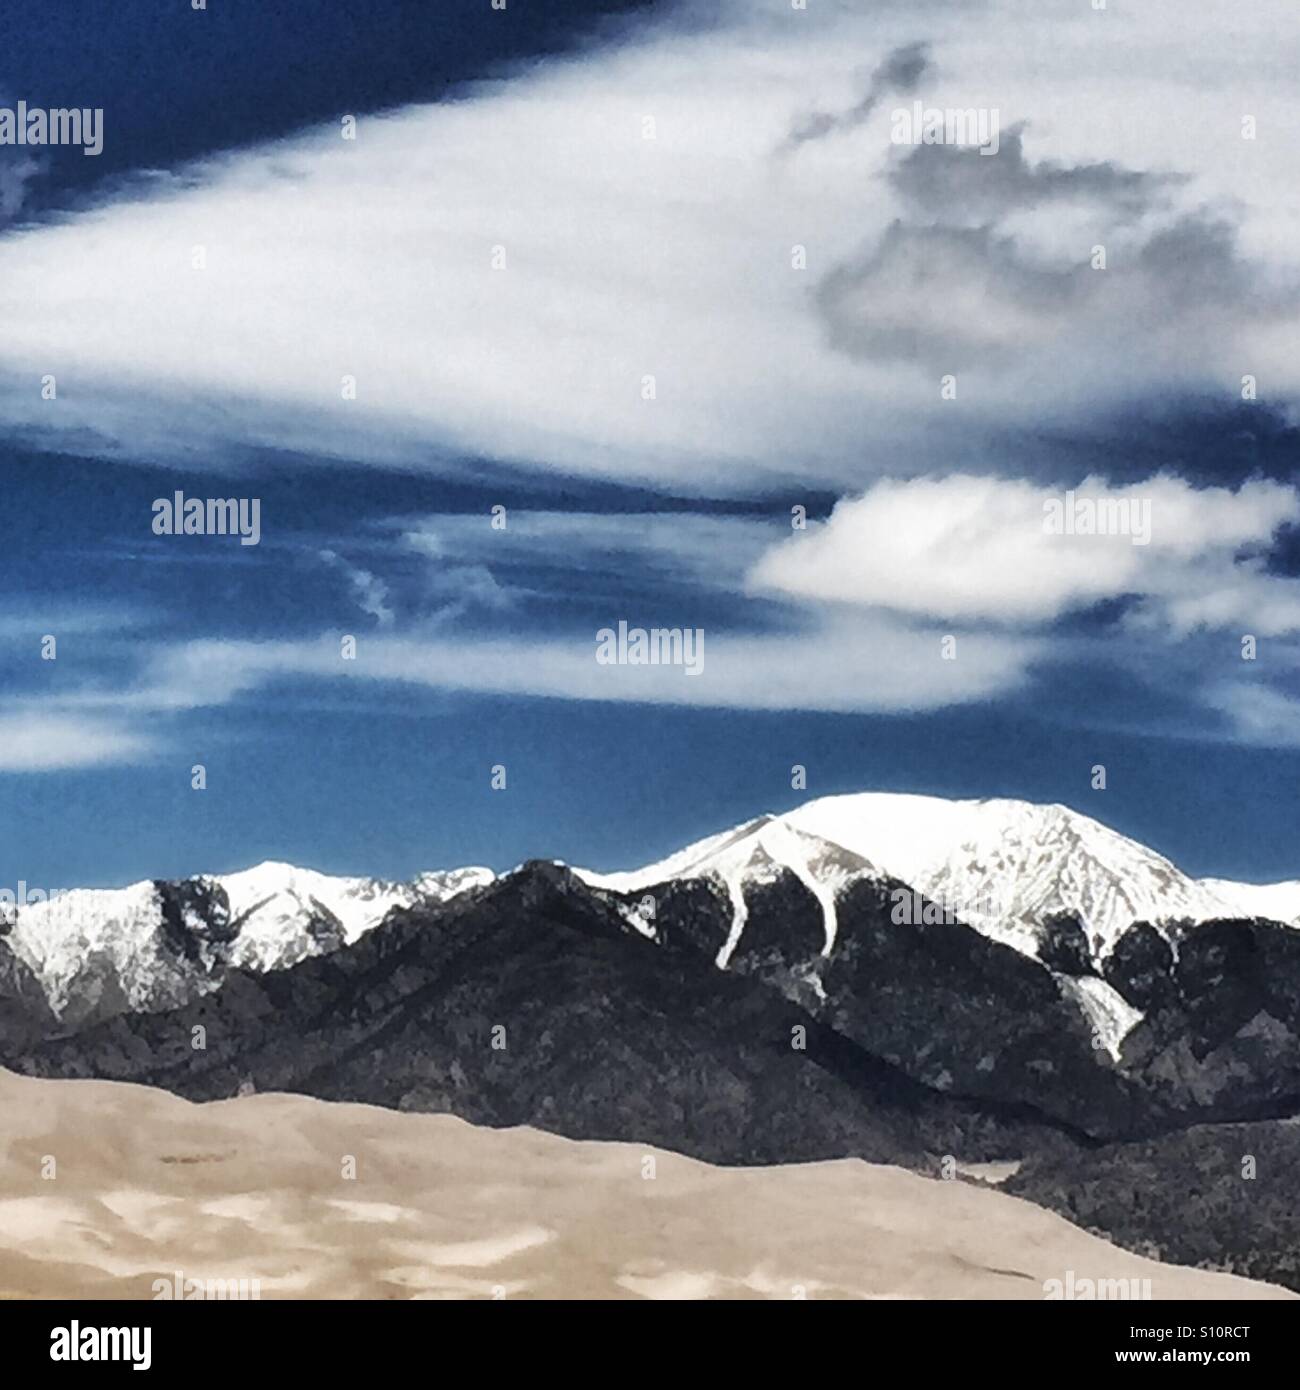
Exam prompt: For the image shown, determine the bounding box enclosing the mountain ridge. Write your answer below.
[5,789,1297,1031]
[3,861,495,1026]
[576,790,1300,965]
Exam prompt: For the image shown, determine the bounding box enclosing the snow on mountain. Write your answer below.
[219,862,494,970]
[1199,877,1300,928]
[12,792,1295,1034]
[581,791,1299,968]
[579,815,883,966]
[1056,975,1145,1061]
[784,793,1300,955]
[7,881,202,1024]
[575,792,1297,1060]
[7,862,495,1022]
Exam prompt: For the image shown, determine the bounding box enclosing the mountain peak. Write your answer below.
[580,790,1299,965]
[783,791,1298,954]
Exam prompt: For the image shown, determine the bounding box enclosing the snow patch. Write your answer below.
[1055,975,1144,1061]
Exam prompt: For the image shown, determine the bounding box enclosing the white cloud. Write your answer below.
[0,714,154,771]
[0,0,1296,486]
[750,475,1300,632]
[101,620,1036,718]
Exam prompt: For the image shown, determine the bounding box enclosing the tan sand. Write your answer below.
[0,1067,1289,1300]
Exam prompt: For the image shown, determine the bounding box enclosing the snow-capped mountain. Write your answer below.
[218,862,493,970]
[1197,876,1300,927]
[785,793,1300,953]
[4,862,494,1025]
[578,792,1300,965]
[8,791,1296,1034]
[579,815,882,966]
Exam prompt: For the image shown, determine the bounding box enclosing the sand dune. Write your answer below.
[0,1068,1289,1300]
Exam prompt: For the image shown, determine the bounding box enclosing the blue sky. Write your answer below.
[1,0,1298,889]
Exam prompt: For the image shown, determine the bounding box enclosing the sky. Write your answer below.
[1,0,1298,890]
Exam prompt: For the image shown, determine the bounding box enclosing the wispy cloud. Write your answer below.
[0,713,155,772]
[106,623,1039,717]
[1207,682,1300,749]
[318,549,395,628]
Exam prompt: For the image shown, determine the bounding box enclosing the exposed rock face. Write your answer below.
[154,877,239,960]
[1102,920,1177,1013]
[1115,917,1300,1119]
[0,939,55,1053]
[1035,912,1096,978]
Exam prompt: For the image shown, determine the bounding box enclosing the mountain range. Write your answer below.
[1,861,494,1027]
[4,791,1300,1291]
[6,792,1298,1032]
